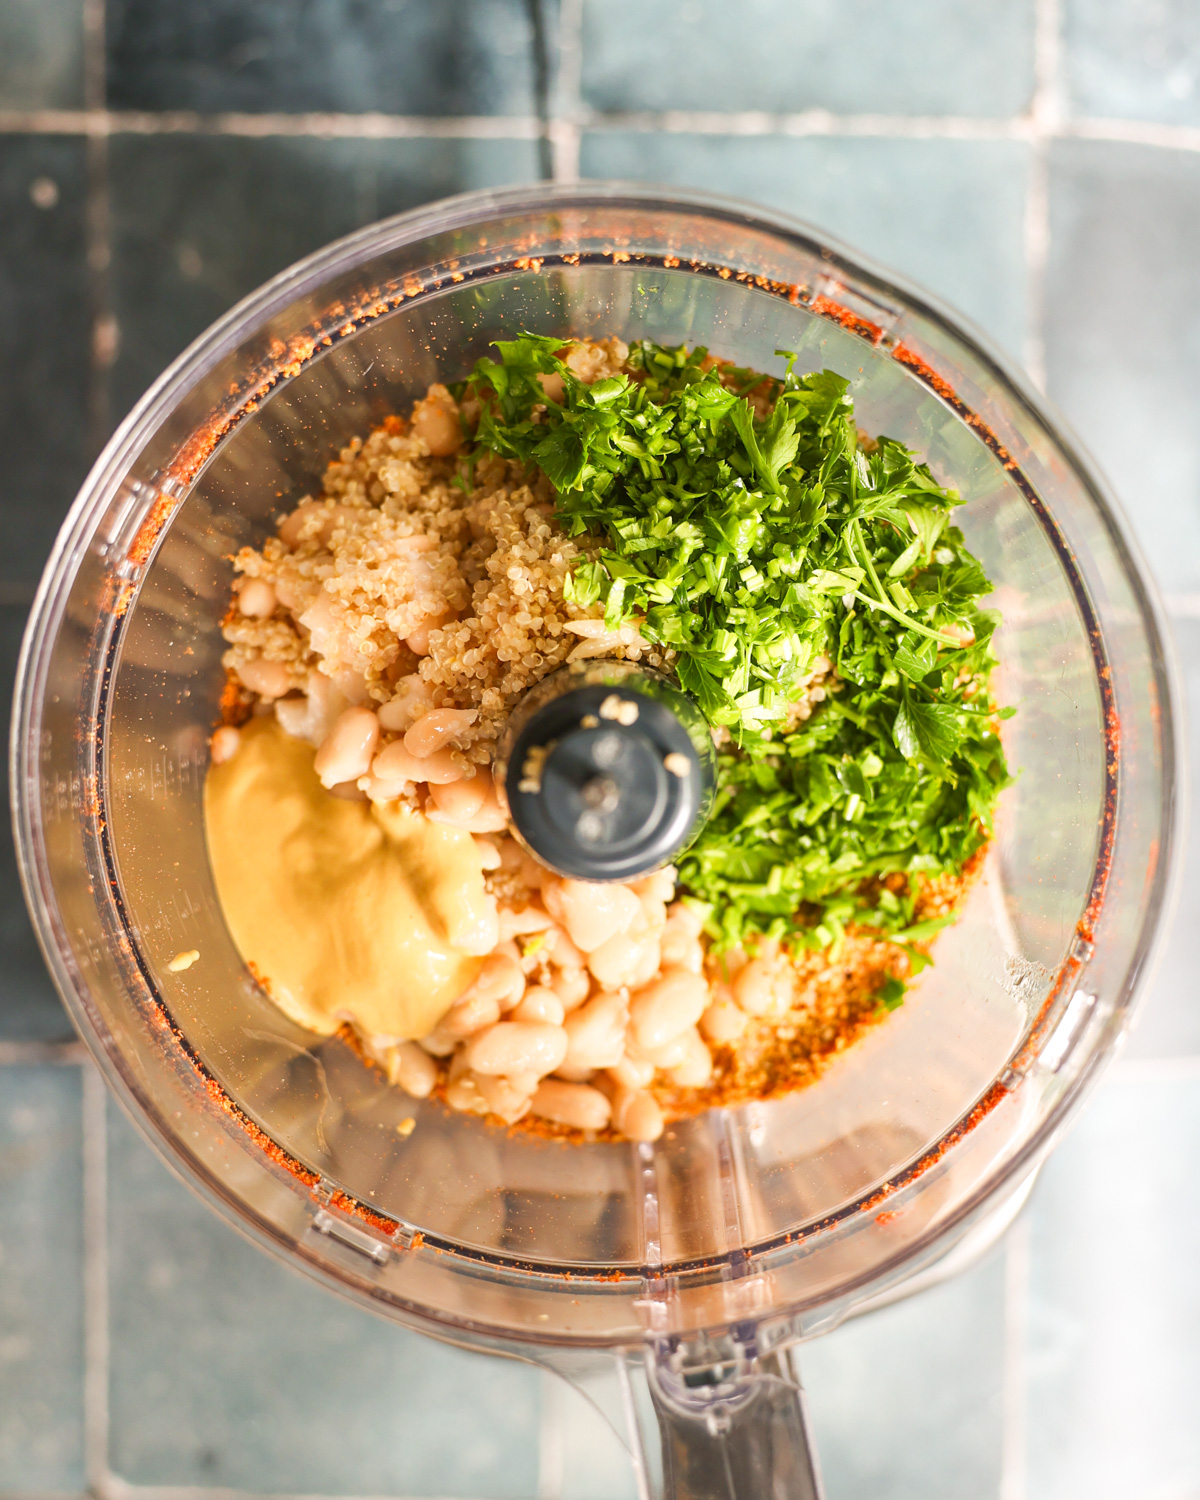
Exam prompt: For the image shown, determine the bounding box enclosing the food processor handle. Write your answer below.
[647,1346,826,1500]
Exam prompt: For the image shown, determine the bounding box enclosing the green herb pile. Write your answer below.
[465,335,1011,972]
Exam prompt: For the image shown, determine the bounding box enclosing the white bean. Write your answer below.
[547,927,586,971]
[378,676,435,732]
[630,969,710,1052]
[587,931,649,990]
[385,1041,439,1099]
[405,707,478,758]
[562,991,628,1071]
[441,991,502,1039]
[278,500,322,548]
[666,901,704,937]
[273,695,310,740]
[613,1088,664,1143]
[445,1074,488,1114]
[628,934,663,989]
[546,878,641,953]
[404,612,450,657]
[733,956,794,1017]
[631,866,677,906]
[636,890,669,933]
[514,986,565,1025]
[700,996,748,1043]
[456,952,526,1013]
[210,725,240,764]
[457,779,508,832]
[554,1063,597,1083]
[372,737,462,785]
[314,705,380,788]
[667,1029,713,1088]
[660,915,705,973]
[446,889,501,959]
[411,385,462,457]
[463,1021,568,1078]
[474,836,503,871]
[327,780,368,801]
[474,1072,534,1124]
[531,1080,612,1131]
[638,1031,691,1070]
[428,772,487,822]
[550,965,591,1012]
[497,905,556,941]
[237,578,276,618]
[238,656,292,700]
[608,1051,655,1091]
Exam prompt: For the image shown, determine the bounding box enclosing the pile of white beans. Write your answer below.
[214,695,803,1142]
[370,859,803,1143]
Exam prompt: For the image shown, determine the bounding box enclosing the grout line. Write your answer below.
[82,1062,112,1497]
[95,1488,511,1500]
[1023,0,1063,390]
[549,0,584,181]
[1113,1053,1200,1081]
[615,1355,654,1500]
[0,108,543,139]
[2,103,1200,153]
[526,0,555,181]
[81,0,105,114]
[1163,591,1200,619]
[1022,144,1049,390]
[1063,113,1200,152]
[82,0,113,454]
[1000,1216,1030,1500]
[536,1369,564,1500]
[578,106,1039,140]
[0,1039,87,1065]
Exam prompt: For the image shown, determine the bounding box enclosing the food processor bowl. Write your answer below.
[11,184,1181,1497]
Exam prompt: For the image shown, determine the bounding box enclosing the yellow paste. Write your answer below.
[204,718,484,1040]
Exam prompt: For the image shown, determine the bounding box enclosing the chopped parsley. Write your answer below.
[466,335,1011,962]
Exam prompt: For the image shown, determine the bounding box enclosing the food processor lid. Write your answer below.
[496,662,717,880]
[9,183,1181,1368]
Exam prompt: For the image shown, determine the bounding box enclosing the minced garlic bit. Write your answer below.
[396,1117,416,1137]
[167,949,200,973]
[663,752,691,779]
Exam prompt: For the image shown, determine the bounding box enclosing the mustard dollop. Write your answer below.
[204,718,485,1040]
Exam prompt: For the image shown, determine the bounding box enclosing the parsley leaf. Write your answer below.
[467,334,1012,949]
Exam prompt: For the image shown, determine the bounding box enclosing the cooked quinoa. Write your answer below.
[217,340,987,1144]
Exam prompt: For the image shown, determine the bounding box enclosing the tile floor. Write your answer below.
[1,1,1198,1496]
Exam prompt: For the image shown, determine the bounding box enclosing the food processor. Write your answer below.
[11,184,1181,1497]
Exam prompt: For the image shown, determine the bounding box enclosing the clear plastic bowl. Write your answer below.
[10,183,1182,1491]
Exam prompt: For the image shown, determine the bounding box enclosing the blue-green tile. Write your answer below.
[554,1368,638,1500]
[1064,0,1200,127]
[106,1101,541,1495]
[579,0,1035,118]
[0,605,74,1045]
[1126,614,1200,1059]
[1024,1070,1200,1499]
[0,136,92,586]
[0,1065,85,1493]
[1045,140,1200,595]
[0,0,85,110]
[798,1250,1006,1500]
[107,0,538,116]
[580,132,1030,359]
[108,132,540,423]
